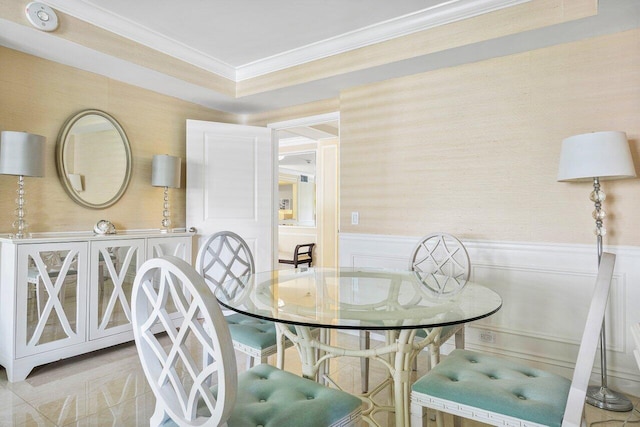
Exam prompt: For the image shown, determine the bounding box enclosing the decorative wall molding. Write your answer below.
[43,0,531,81]
[339,233,640,396]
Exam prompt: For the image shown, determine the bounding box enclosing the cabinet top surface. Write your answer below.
[0,229,193,244]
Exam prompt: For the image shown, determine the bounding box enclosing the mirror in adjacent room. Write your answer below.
[278,151,316,227]
[56,109,132,209]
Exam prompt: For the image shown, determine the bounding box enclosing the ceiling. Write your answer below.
[0,0,637,115]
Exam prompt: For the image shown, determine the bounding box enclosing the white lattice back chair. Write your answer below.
[359,232,471,393]
[195,231,290,369]
[410,233,470,367]
[410,233,470,283]
[132,256,363,427]
[411,252,617,427]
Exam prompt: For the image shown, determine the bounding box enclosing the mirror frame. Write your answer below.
[56,109,133,209]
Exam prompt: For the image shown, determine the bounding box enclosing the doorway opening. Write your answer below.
[268,113,339,268]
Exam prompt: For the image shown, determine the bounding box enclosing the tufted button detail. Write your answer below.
[488,375,497,379]
[469,359,477,363]
[517,395,526,400]
[307,395,314,400]
[260,399,266,402]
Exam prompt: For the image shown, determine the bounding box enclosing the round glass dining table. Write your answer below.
[215,267,502,427]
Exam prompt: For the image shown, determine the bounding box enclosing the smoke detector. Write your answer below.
[25,2,59,32]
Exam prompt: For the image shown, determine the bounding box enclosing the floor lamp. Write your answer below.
[0,131,46,239]
[557,130,636,411]
[151,154,181,232]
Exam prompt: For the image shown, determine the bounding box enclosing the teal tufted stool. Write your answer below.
[412,349,570,427]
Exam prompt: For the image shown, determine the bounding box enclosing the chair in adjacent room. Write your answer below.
[410,252,617,427]
[279,242,315,268]
[360,232,470,392]
[131,255,363,427]
[195,231,291,369]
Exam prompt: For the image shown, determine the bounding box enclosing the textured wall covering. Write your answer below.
[0,46,231,234]
[339,29,640,245]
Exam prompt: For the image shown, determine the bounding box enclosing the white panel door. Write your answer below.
[186,120,275,273]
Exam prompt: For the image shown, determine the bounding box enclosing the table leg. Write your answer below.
[393,329,414,427]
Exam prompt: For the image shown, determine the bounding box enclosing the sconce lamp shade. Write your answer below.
[151,154,181,188]
[0,131,46,177]
[557,131,636,182]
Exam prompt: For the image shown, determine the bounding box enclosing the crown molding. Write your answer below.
[237,0,531,80]
[42,0,237,80]
[42,0,530,82]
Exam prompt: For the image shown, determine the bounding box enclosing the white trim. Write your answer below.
[268,112,340,131]
[41,0,530,81]
[237,0,531,80]
[278,137,316,147]
[42,0,236,80]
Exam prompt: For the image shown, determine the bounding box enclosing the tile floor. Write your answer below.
[1,332,638,426]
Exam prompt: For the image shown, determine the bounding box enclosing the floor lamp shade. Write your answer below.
[151,154,181,188]
[0,131,46,177]
[557,131,636,181]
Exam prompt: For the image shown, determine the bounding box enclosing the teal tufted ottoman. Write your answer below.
[412,349,571,427]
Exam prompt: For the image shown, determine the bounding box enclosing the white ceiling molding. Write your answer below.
[278,136,317,148]
[41,0,237,80]
[237,0,531,81]
[41,0,530,82]
[268,112,340,131]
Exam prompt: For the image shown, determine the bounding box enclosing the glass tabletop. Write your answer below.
[214,267,502,330]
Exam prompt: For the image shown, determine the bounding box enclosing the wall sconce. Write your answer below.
[0,131,46,238]
[557,130,636,411]
[151,154,181,232]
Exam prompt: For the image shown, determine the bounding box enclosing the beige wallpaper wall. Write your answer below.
[339,29,640,246]
[0,46,232,234]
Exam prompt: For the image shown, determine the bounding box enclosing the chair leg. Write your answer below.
[454,326,465,349]
[410,401,427,427]
[276,329,285,370]
[430,344,440,369]
[360,330,370,393]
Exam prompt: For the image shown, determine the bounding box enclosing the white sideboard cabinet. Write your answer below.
[0,230,193,382]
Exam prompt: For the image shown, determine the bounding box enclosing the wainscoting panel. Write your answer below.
[339,233,640,396]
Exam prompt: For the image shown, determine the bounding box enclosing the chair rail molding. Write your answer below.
[339,232,640,397]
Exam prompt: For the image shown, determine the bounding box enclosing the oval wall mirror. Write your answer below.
[56,109,132,209]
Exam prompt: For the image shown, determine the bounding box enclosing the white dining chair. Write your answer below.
[360,232,470,393]
[195,231,291,369]
[410,252,616,427]
[131,255,363,427]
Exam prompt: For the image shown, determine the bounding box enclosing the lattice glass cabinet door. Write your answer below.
[89,239,144,340]
[15,242,88,358]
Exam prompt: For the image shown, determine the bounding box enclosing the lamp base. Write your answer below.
[586,385,633,412]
